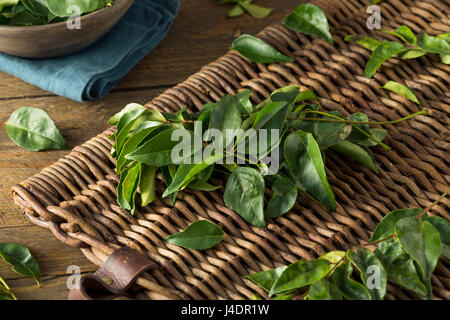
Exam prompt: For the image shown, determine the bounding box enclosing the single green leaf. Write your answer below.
[0,243,41,284]
[380,81,421,105]
[6,107,67,151]
[344,35,386,51]
[284,131,336,211]
[270,259,332,296]
[332,262,371,300]
[224,167,266,228]
[423,216,450,259]
[139,165,157,206]
[348,248,387,300]
[417,33,450,55]
[265,175,297,219]
[382,26,417,44]
[308,278,342,300]
[364,42,406,78]
[165,220,224,250]
[370,208,422,242]
[232,34,293,63]
[395,216,441,282]
[374,239,428,299]
[284,4,333,43]
[245,266,287,292]
[330,140,378,173]
[239,2,272,19]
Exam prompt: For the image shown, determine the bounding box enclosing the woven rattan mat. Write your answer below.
[11,0,450,300]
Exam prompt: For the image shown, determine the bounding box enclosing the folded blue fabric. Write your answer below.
[0,0,180,102]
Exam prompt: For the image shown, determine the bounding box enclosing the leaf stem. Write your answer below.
[418,186,450,218]
[364,234,394,246]
[294,111,391,150]
[287,109,427,126]
[0,275,17,300]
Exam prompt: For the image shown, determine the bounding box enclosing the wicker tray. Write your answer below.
[11,0,450,300]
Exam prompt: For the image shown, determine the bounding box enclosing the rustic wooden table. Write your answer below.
[0,0,300,300]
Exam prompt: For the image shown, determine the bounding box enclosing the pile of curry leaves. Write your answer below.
[109,85,425,229]
[247,201,450,300]
[0,0,114,26]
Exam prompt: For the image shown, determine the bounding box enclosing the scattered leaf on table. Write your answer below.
[6,107,67,151]
[0,242,41,284]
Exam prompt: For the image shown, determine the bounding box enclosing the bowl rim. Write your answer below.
[0,0,133,31]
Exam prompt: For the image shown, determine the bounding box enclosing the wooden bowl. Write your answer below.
[0,0,135,58]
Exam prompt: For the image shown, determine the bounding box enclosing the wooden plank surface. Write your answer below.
[0,0,300,300]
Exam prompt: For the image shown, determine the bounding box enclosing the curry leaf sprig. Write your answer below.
[346,26,450,77]
[0,242,41,300]
[0,0,114,26]
[109,85,425,228]
[247,188,450,300]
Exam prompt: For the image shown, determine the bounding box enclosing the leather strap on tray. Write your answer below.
[68,247,157,300]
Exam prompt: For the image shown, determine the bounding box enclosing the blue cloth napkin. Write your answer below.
[0,0,180,102]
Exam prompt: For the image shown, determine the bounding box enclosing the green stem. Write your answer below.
[0,275,17,300]
[298,111,390,150]
[418,186,450,218]
[291,110,427,125]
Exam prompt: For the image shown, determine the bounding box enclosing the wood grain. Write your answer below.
[0,0,303,299]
